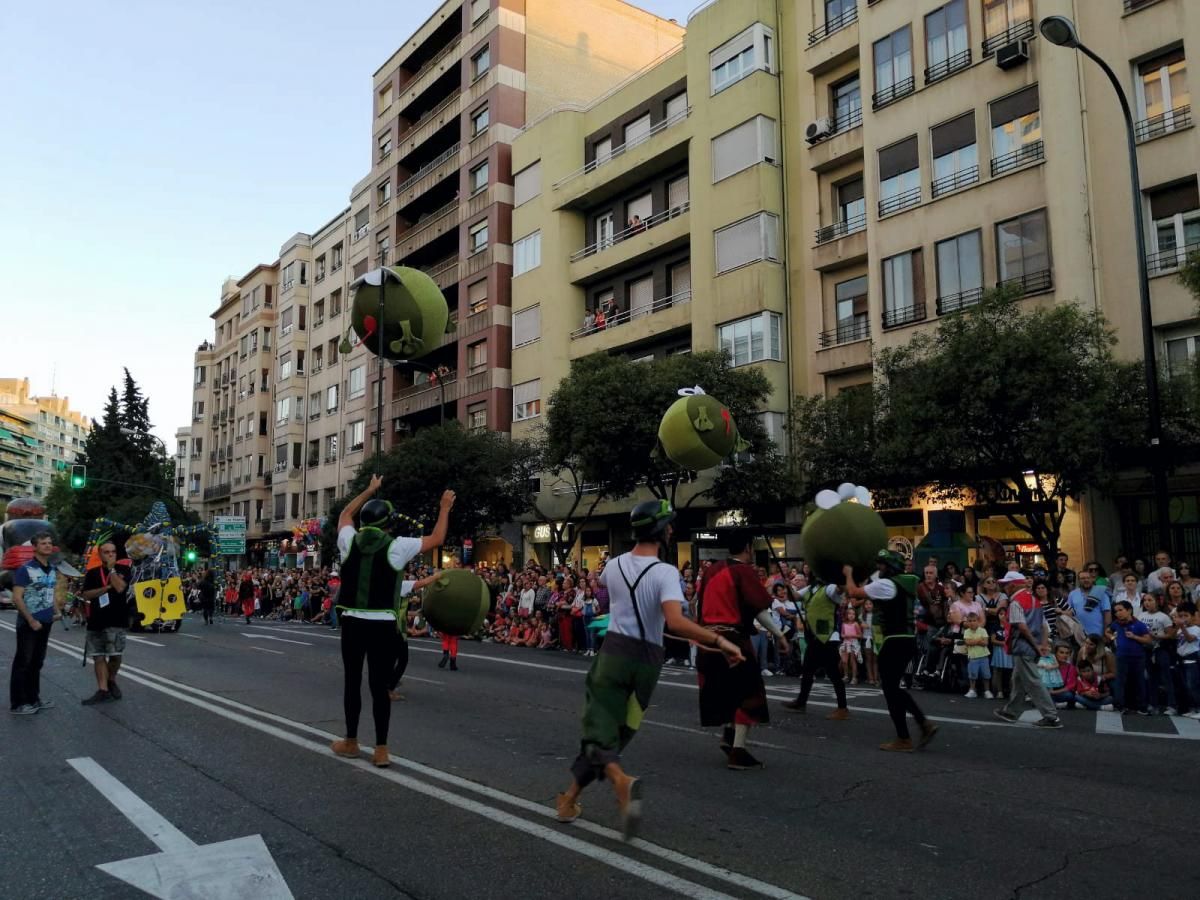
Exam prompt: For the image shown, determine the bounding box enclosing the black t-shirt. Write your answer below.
[83,564,132,631]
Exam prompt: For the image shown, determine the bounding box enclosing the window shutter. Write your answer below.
[629,276,654,316]
[624,114,651,148]
[670,261,692,299]
[931,112,976,156]
[513,161,541,206]
[712,117,766,182]
[665,91,688,120]
[626,192,652,222]
[1138,47,1185,76]
[668,176,690,209]
[1149,178,1199,220]
[512,305,540,347]
[838,177,865,204]
[878,136,919,180]
[990,85,1040,127]
[911,248,926,306]
[710,28,755,70]
[468,279,487,306]
[715,216,761,272]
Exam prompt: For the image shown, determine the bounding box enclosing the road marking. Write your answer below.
[1167,715,1200,738]
[249,646,285,656]
[68,757,293,898]
[246,625,339,642]
[176,633,202,640]
[126,636,165,647]
[402,675,445,686]
[1095,710,1125,734]
[1017,710,1042,724]
[241,633,313,646]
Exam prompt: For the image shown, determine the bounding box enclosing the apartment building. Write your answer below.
[510,0,790,566]
[783,0,1199,561]
[0,378,91,499]
[0,407,38,503]
[174,426,194,512]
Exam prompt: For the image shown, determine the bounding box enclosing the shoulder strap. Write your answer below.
[618,557,663,643]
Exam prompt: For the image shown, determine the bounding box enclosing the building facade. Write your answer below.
[0,378,91,499]
[174,426,193,512]
[0,408,38,503]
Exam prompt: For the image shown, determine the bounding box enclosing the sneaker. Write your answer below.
[1101,703,1115,711]
[964,690,977,699]
[761,669,774,677]
[330,738,360,758]
[879,738,914,752]
[108,681,122,700]
[993,708,1018,724]
[1055,702,1069,709]
[1147,707,1159,716]
[726,748,765,770]
[1033,716,1063,729]
[36,699,56,710]
[10,704,39,715]
[782,698,806,713]
[826,707,850,721]
[719,726,735,754]
[612,775,643,841]
[372,746,391,768]
[1136,709,1151,717]
[984,690,995,699]
[1164,707,1178,716]
[81,690,112,706]
[555,793,582,823]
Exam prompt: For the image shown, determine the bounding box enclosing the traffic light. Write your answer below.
[185,549,198,564]
[70,464,86,489]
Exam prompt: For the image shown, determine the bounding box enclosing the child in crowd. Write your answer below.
[1073,662,1111,710]
[1173,601,1200,718]
[961,611,992,698]
[538,618,555,649]
[1108,600,1152,714]
[989,606,1014,700]
[1038,649,1064,692]
[1050,644,1081,709]
[839,606,863,684]
[1137,593,1176,715]
[862,599,879,686]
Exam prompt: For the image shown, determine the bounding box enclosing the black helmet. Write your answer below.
[360,499,393,529]
[630,499,675,542]
[877,549,905,573]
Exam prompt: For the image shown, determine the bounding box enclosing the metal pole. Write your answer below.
[1077,43,1172,552]
[376,253,387,462]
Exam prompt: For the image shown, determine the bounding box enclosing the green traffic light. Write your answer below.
[69,464,86,488]
[185,550,198,563]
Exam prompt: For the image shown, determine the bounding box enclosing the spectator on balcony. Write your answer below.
[583,309,596,332]
[593,307,607,330]
[628,215,646,234]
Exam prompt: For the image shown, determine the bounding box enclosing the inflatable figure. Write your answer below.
[1,497,81,590]
[801,483,888,586]
[421,568,489,637]
[657,386,748,471]
[340,266,452,361]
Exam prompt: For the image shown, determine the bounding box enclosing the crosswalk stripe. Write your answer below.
[1169,715,1200,738]
[1095,710,1125,734]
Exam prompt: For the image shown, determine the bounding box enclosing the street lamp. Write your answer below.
[120,426,167,457]
[1040,14,1172,552]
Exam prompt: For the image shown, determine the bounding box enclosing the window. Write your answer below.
[313,299,325,328]
[983,0,1031,43]
[274,494,286,520]
[718,311,782,366]
[990,85,1042,174]
[1147,179,1200,274]
[1165,334,1200,379]
[925,0,969,81]
[471,0,488,22]
[472,45,490,79]
[378,133,392,159]
[378,180,392,204]
[309,390,321,417]
[624,113,651,150]
[629,275,654,318]
[467,340,488,373]
[324,433,338,460]
[669,260,692,301]
[469,219,489,253]
[377,234,390,264]
[194,365,206,385]
[931,112,978,196]
[1135,48,1189,139]
[468,279,488,314]
[837,177,866,231]
[513,379,541,421]
[467,402,487,433]
[348,365,366,399]
[331,243,343,271]
[878,136,921,216]
[831,75,861,131]
[935,230,984,312]
[873,27,914,108]
[348,420,365,453]
[281,307,294,335]
[665,91,688,122]
[378,83,393,113]
[882,250,925,327]
[327,337,339,366]
[513,231,541,276]
[593,136,612,165]
[514,161,541,207]
[315,256,326,282]
[995,209,1051,290]
[354,207,369,236]
[512,305,541,348]
[715,212,780,273]
[711,116,778,182]
[329,289,342,317]
[625,192,652,226]
[279,351,293,381]
[835,275,869,343]
[275,396,291,426]
[710,23,775,94]
[469,161,489,195]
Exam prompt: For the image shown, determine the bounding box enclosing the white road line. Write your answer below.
[249,646,285,656]
[176,633,202,640]
[1017,710,1042,724]
[67,757,195,853]
[125,636,165,647]
[1170,715,1200,738]
[241,633,313,646]
[246,625,339,642]
[1095,710,1125,735]
[401,675,445,686]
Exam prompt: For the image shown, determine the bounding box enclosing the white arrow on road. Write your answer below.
[240,633,313,646]
[68,757,294,899]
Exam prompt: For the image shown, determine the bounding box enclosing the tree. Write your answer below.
[1181,250,1200,309]
[320,423,535,561]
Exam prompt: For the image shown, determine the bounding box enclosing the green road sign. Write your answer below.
[213,515,247,556]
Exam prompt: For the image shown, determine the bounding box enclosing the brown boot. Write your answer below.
[388,690,406,702]
[611,775,643,841]
[879,738,914,752]
[330,738,360,758]
[826,707,850,721]
[917,721,939,749]
[555,793,582,823]
[372,746,391,767]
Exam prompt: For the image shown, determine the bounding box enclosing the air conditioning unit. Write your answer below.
[805,117,835,144]
[995,39,1030,70]
[394,419,408,432]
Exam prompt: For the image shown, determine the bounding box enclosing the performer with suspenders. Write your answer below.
[554,500,744,839]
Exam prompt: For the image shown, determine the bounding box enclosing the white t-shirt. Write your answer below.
[864,575,898,601]
[600,552,683,646]
[1176,624,1200,657]
[1137,610,1173,643]
[337,526,423,619]
[518,588,536,615]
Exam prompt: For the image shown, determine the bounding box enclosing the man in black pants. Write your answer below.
[329,474,454,767]
[782,577,849,720]
[198,569,216,625]
[843,552,937,752]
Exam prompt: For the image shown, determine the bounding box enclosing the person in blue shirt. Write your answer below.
[1106,600,1152,714]
[1067,570,1111,637]
[8,532,65,715]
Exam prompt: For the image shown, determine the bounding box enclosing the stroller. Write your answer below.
[915,624,962,692]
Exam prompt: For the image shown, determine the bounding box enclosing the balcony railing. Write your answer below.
[1134,105,1192,143]
[815,213,867,245]
[1124,0,1161,10]
[553,107,692,188]
[872,76,915,110]
[324,454,338,464]
[396,142,461,196]
[832,105,863,135]
[570,289,693,340]
[203,483,231,501]
[818,314,870,348]
[807,4,857,46]
[353,223,371,243]
[925,49,971,84]
[570,202,689,262]
[931,165,979,198]
[998,268,1053,296]
[878,186,922,218]
[882,302,927,329]
[1147,242,1200,278]
[990,140,1043,177]
[397,90,461,145]
[936,286,985,315]
[399,37,462,112]
[982,19,1035,57]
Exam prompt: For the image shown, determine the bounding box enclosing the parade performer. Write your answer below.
[782,574,851,720]
[842,552,937,751]
[389,574,438,701]
[330,475,454,767]
[695,527,788,770]
[239,572,255,624]
[555,500,744,838]
[437,632,459,671]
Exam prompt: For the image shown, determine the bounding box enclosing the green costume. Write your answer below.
[335,526,402,621]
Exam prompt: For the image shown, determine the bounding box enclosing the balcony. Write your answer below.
[808,5,857,46]
[882,302,927,329]
[392,372,459,416]
[878,187,922,218]
[568,205,690,284]
[982,20,1035,57]
[924,49,971,85]
[555,107,692,190]
[396,143,461,206]
[818,315,870,348]
[353,223,371,244]
[872,76,915,111]
[324,454,338,465]
[203,483,231,501]
[815,213,866,246]
[1148,242,1200,278]
[397,199,460,259]
[209,451,217,464]
[810,105,862,146]
[397,91,462,156]
[1134,105,1192,143]
[397,39,462,117]
[571,289,692,340]
[421,255,459,291]
[997,268,1053,296]
[990,140,1043,177]
[936,286,985,315]
[571,202,689,261]
[931,165,980,198]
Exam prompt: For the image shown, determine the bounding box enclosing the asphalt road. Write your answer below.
[1,608,1194,900]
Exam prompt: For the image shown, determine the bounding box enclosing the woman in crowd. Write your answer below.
[1076,632,1117,706]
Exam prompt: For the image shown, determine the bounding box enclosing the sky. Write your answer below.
[0,0,697,448]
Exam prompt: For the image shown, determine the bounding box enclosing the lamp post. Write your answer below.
[394,359,446,426]
[376,249,388,463]
[1040,14,1172,552]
